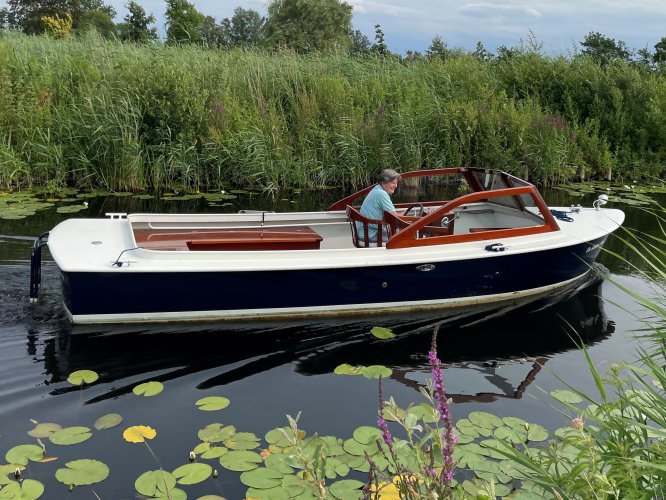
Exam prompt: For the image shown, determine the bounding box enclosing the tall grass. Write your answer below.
[0,31,665,192]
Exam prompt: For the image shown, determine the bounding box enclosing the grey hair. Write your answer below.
[378,169,400,184]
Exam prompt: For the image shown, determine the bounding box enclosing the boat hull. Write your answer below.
[60,236,607,324]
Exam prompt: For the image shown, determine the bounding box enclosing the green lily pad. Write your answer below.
[352,426,382,445]
[5,445,44,465]
[478,439,509,459]
[264,427,292,448]
[201,446,228,459]
[94,413,123,430]
[333,364,364,375]
[468,411,503,429]
[494,425,527,444]
[133,194,154,200]
[245,486,290,499]
[0,479,44,499]
[526,423,549,442]
[195,396,230,411]
[452,443,485,469]
[502,416,526,427]
[550,389,583,404]
[240,467,284,489]
[370,326,395,339]
[135,470,177,497]
[219,450,262,472]
[27,422,62,438]
[362,365,392,379]
[172,462,212,485]
[328,479,364,499]
[56,204,89,214]
[67,370,99,385]
[133,381,164,397]
[224,432,260,450]
[55,459,109,486]
[343,437,379,457]
[264,454,294,475]
[49,426,92,445]
[407,404,437,423]
[0,465,24,485]
[198,423,236,443]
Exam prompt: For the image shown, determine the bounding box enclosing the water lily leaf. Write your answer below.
[94,413,123,430]
[343,438,379,457]
[123,425,156,443]
[494,425,527,444]
[370,327,395,339]
[264,427,292,448]
[468,411,503,429]
[197,496,226,500]
[27,423,62,438]
[407,404,437,423]
[172,463,212,485]
[264,454,293,475]
[320,436,345,456]
[352,426,382,445]
[67,370,99,385]
[245,486,290,499]
[195,396,230,411]
[198,423,236,443]
[333,364,364,375]
[133,194,154,200]
[0,479,44,499]
[455,419,480,438]
[56,204,88,214]
[240,467,284,489]
[0,465,25,485]
[328,479,364,499]
[362,365,392,379]
[133,381,164,397]
[478,439,508,459]
[201,447,228,459]
[550,389,583,404]
[55,459,109,486]
[224,432,260,450]
[527,423,549,442]
[452,443,485,469]
[5,445,44,465]
[502,416,526,427]
[50,427,92,446]
[498,459,532,480]
[219,450,262,472]
[134,470,177,497]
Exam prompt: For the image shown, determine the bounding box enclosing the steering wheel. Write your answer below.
[403,203,425,217]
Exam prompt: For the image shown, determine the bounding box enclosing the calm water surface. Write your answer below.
[0,187,662,499]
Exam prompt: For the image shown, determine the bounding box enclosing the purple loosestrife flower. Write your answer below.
[429,324,457,487]
[377,378,394,449]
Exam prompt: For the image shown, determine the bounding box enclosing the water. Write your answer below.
[0,188,662,498]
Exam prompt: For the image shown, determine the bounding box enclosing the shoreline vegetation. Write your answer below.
[0,31,665,193]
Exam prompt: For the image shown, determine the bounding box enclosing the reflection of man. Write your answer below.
[359,169,400,244]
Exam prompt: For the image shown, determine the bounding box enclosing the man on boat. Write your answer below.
[359,169,400,245]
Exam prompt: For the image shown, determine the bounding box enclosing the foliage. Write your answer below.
[580,31,631,65]
[165,0,205,46]
[264,0,353,53]
[116,0,157,44]
[40,12,72,38]
[218,7,264,48]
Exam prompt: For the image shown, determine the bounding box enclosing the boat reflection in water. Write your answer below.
[34,266,613,405]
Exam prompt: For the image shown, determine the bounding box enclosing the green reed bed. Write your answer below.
[0,31,665,192]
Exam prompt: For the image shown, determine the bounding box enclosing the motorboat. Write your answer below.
[31,168,624,324]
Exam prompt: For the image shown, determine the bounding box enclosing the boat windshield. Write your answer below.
[469,170,540,216]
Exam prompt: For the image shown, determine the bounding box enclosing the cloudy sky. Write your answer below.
[5,0,666,55]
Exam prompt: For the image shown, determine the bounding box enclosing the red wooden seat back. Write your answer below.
[346,205,385,247]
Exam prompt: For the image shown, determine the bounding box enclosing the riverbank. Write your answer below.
[1,31,665,192]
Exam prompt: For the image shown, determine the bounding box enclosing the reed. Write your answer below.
[0,31,664,192]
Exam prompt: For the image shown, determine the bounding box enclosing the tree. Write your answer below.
[653,37,666,64]
[372,23,387,55]
[165,0,205,45]
[117,0,157,43]
[348,28,370,55]
[218,7,264,47]
[263,0,352,53]
[473,41,492,61]
[426,34,449,59]
[580,31,630,65]
[7,0,115,35]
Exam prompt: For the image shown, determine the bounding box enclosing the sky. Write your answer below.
[4,0,666,55]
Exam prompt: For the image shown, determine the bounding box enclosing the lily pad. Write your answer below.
[133,381,164,397]
[527,423,549,442]
[333,364,364,375]
[201,447,228,459]
[56,204,88,214]
[123,425,156,443]
[55,459,109,486]
[0,479,44,499]
[94,413,123,430]
[224,432,260,450]
[0,465,25,485]
[195,396,230,411]
[50,426,92,445]
[240,467,284,489]
[468,411,503,429]
[198,423,236,443]
[5,445,44,465]
[245,486,290,499]
[27,423,62,438]
[264,427,292,448]
[362,365,393,379]
[135,470,177,497]
[550,389,583,404]
[370,326,395,339]
[67,370,99,385]
[352,426,382,445]
[219,450,262,472]
[494,425,527,444]
[172,462,212,485]
[328,479,364,499]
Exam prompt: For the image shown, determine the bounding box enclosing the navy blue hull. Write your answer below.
[60,237,606,318]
